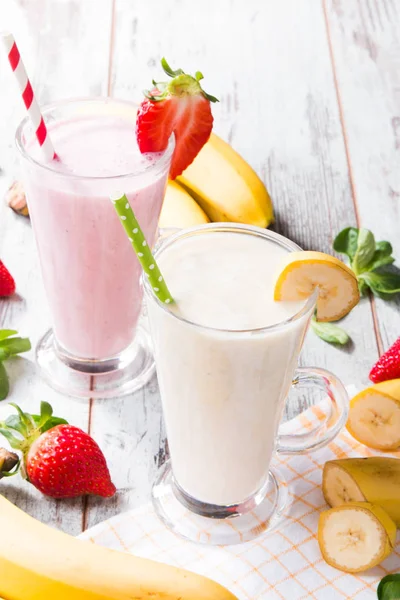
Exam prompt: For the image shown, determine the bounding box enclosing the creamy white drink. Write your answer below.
[147,227,312,507]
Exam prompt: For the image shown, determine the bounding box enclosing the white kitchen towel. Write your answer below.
[80,401,400,600]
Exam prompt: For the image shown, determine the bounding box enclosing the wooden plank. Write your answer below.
[85,0,380,528]
[324,0,400,354]
[0,0,112,534]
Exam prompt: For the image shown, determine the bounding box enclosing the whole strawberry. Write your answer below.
[136,57,218,179]
[369,337,400,383]
[0,402,116,498]
[0,260,16,297]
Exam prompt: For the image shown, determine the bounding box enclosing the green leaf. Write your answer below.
[369,254,395,271]
[161,57,184,78]
[352,228,376,274]
[0,337,31,356]
[0,330,18,341]
[38,400,53,426]
[359,271,400,295]
[9,403,36,431]
[36,416,68,434]
[333,227,359,262]
[358,278,370,296]
[32,402,68,433]
[375,240,393,256]
[0,428,23,450]
[310,319,350,345]
[5,414,28,436]
[369,240,395,271]
[377,574,400,600]
[0,363,9,401]
[0,348,11,362]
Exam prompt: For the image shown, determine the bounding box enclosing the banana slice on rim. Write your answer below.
[274,251,360,322]
[346,379,400,451]
[318,502,396,573]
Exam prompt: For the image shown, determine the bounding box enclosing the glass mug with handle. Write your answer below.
[144,223,348,545]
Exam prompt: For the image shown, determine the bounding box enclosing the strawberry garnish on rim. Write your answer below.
[136,58,218,180]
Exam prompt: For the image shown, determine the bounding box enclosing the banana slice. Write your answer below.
[346,380,400,451]
[318,502,396,573]
[274,251,359,322]
[322,457,400,526]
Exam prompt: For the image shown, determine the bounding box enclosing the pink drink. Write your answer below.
[18,100,172,369]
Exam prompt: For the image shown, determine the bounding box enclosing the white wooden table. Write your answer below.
[0,0,399,536]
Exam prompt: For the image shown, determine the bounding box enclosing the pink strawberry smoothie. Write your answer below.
[24,112,171,360]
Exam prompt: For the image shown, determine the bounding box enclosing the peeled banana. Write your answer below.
[346,380,400,451]
[177,133,274,227]
[159,181,210,229]
[323,457,400,527]
[318,502,396,573]
[0,495,237,600]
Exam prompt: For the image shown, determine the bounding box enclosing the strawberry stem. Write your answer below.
[161,57,184,78]
[0,402,68,463]
[144,58,219,104]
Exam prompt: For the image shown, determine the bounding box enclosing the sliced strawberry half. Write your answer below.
[136,58,218,179]
[369,337,400,383]
[0,260,16,297]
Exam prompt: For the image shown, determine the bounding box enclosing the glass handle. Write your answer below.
[276,367,349,455]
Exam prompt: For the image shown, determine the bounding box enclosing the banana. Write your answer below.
[177,133,274,227]
[318,502,396,573]
[159,181,210,230]
[0,495,237,600]
[323,457,400,526]
[346,380,400,451]
[274,251,359,322]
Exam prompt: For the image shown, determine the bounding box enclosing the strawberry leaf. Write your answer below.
[161,57,184,78]
[32,415,68,433]
[9,403,36,431]
[0,363,9,401]
[5,414,28,436]
[0,428,24,450]
[32,401,68,433]
[38,400,53,425]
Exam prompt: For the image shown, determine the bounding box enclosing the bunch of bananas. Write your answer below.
[160,133,274,230]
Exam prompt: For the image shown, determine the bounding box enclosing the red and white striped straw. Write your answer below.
[1,32,56,162]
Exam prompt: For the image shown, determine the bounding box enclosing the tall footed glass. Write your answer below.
[16,98,173,398]
[145,224,349,544]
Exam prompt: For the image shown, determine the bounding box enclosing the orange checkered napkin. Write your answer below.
[80,399,400,600]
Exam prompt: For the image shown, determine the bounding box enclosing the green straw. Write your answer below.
[110,191,174,305]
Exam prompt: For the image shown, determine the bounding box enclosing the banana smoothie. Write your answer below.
[146,227,312,507]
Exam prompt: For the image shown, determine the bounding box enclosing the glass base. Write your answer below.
[152,460,289,545]
[36,326,155,399]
